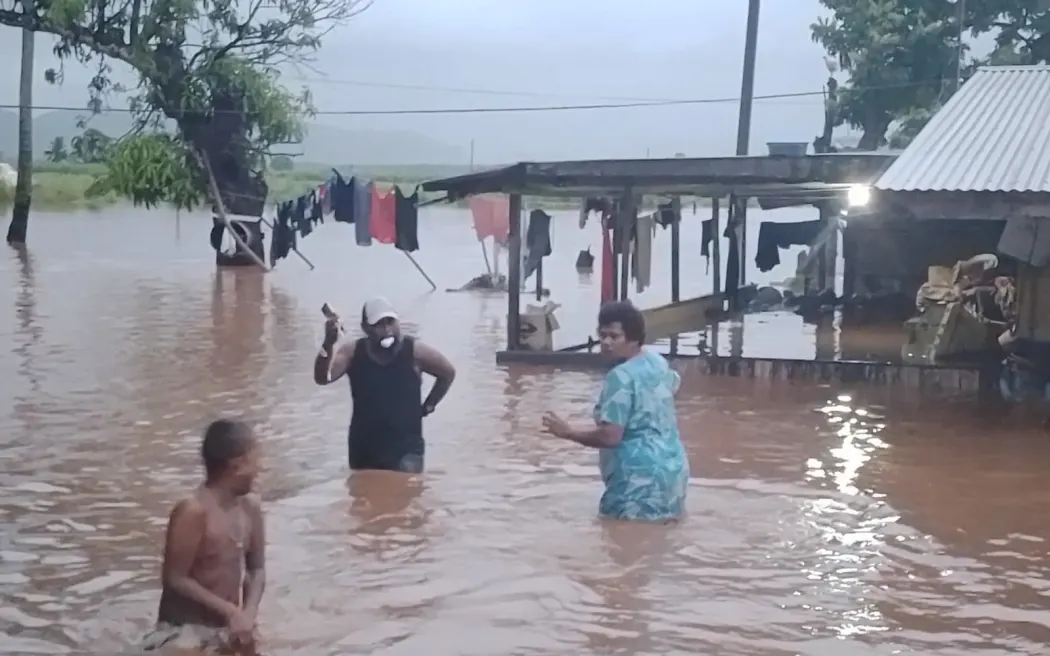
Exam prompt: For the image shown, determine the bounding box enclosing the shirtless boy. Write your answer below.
[143,419,266,655]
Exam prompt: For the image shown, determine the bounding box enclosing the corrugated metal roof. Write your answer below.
[874,65,1050,193]
[421,153,896,198]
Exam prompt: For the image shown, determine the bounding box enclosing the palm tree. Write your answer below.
[6,0,35,245]
[45,137,68,163]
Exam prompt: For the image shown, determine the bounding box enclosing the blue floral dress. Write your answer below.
[593,350,689,521]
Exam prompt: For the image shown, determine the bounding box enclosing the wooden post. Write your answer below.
[610,202,620,302]
[739,201,748,287]
[619,190,635,301]
[535,258,544,300]
[670,196,681,303]
[842,222,855,300]
[823,204,839,294]
[710,196,723,357]
[734,0,761,286]
[507,194,523,350]
[480,239,493,275]
[401,251,438,290]
[711,197,722,296]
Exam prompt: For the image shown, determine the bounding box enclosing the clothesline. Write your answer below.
[263,169,435,289]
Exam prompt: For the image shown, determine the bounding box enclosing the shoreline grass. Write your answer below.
[0,162,755,213]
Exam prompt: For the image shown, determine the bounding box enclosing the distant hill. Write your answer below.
[0,109,466,167]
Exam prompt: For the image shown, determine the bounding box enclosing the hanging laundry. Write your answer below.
[269,201,297,266]
[319,181,332,216]
[353,177,373,246]
[601,227,615,303]
[631,212,655,293]
[333,173,355,223]
[309,188,323,224]
[575,247,595,271]
[523,209,552,280]
[700,219,714,274]
[370,186,397,245]
[394,186,420,252]
[294,196,312,238]
[655,201,677,228]
[579,197,612,229]
[468,195,510,243]
[754,220,823,272]
[701,219,714,256]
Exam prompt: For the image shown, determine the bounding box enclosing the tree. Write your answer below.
[969,0,1050,64]
[270,154,293,171]
[812,1,964,150]
[45,136,69,162]
[8,0,34,245]
[71,128,113,163]
[0,0,371,239]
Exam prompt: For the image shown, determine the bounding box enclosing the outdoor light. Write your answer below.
[847,184,871,207]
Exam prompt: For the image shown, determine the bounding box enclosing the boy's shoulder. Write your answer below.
[239,493,263,515]
[166,491,262,523]
[169,491,206,517]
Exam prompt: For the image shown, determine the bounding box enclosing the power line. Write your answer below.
[0,80,933,116]
[284,74,713,103]
[286,74,824,105]
[0,91,811,116]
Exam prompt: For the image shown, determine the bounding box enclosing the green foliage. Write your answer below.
[70,128,113,163]
[887,106,936,148]
[812,0,964,150]
[0,0,371,208]
[968,0,1050,63]
[271,155,294,171]
[85,134,202,210]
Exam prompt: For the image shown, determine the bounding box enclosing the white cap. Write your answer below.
[362,297,398,325]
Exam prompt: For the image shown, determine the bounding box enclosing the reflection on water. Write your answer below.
[1,208,1049,654]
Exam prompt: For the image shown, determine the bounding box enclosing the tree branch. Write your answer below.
[0,8,135,66]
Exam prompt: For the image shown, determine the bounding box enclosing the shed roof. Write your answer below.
[421,153,897,200]
[874,65,1050,193]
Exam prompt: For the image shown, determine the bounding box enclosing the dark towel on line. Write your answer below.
[754,220,823,272]
[332,174,355,224]
[394,186,420,252]
[523,209,552,280]
[701,219,713,257]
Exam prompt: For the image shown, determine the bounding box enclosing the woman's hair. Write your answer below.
[598,300,646,344]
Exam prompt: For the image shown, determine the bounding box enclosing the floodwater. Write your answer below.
[2,206,1050,656]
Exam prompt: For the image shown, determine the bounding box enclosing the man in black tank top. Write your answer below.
[313,297,456,473]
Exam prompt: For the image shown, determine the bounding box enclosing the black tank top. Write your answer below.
[348,336,424,458]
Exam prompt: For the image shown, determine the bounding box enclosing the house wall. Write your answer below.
[842,218,1008,298]
[1016,264,1050,342]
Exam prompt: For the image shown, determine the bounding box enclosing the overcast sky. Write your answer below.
[0,0,843,163]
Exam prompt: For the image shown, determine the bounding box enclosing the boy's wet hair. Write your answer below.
[201,419,254,477]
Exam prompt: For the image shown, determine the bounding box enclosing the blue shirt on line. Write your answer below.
[593,349,690,521]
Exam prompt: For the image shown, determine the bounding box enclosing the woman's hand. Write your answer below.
[542,412,572,440]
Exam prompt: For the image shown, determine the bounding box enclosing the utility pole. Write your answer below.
[7,0,35,245]
[735,0,761,159]
[728,0,761,307]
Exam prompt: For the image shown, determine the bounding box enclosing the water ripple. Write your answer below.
[0,208,1048,654]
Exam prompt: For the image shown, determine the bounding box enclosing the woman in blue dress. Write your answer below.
[542,301,689,522]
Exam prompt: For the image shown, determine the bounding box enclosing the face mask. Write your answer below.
[378,336,396,349]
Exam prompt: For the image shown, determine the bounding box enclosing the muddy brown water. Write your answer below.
[1,207,1049,655]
